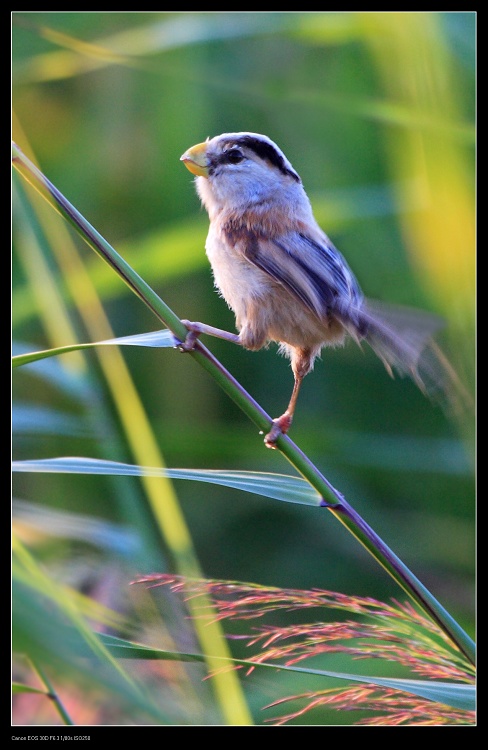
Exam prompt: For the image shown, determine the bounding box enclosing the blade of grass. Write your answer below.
[12,329,177,368]
[13,683,48,695]
[12,142,475,666]
[98,633,475,712]
[12,457,323,506]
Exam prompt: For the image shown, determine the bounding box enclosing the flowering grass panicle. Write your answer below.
[137,574,475,726]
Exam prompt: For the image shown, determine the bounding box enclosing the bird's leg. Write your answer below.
[264,347,313,449]
[177,320,241,351]
[264,375,303,448]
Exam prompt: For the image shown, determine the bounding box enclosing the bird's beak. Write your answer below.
[180,141,209,177]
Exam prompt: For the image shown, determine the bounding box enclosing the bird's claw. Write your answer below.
[264,413,293,449]
[176,320,201,352]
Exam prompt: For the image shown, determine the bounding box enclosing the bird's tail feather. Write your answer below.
[347,299,471,415]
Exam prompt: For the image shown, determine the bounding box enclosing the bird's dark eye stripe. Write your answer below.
[221,148,245,165]
[224,136,301,182]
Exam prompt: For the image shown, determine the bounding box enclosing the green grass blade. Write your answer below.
[98,633,475,712]
[11,457,322,506]
[12,330,176,368]
[12,683,47,695]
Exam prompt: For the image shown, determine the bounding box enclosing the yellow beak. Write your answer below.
[180,141,209,177]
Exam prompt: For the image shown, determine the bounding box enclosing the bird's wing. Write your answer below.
[230,225,363,321]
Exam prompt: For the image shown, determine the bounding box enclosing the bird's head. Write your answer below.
[180,132,306,218]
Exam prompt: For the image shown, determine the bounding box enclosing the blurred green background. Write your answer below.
[12,12,475,725]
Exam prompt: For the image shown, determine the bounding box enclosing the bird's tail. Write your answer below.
[346,299,472,415]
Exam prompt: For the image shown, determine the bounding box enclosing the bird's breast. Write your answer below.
[206,229,271,321]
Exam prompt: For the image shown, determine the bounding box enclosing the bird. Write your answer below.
[180,131,464,448]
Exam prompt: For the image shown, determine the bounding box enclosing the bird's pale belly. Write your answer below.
[207,236,345,351]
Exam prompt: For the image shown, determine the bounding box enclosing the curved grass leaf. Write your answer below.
[12,682,47,695]
[12,343,93,400]
[98,633,475,712]
[12,329,177,368]
[12,456,322,507]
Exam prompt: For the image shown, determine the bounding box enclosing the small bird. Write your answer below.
[180,131,462,447]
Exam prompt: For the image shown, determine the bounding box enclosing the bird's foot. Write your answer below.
[176,320,203,352]
[264,412,293,449]
[176,320,241,351]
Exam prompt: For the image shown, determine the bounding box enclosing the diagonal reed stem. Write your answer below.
[12,142,475,666]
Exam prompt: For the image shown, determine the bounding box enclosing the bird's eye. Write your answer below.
[225,148,245,164]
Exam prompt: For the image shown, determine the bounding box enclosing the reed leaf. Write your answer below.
[97,632,475,712]
[12,329,177,368]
